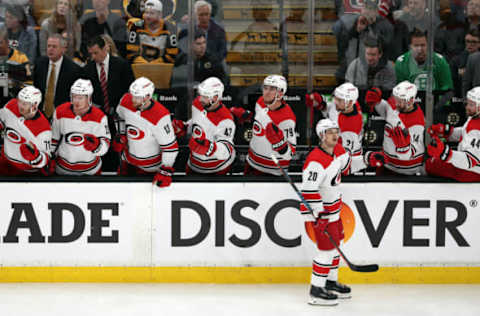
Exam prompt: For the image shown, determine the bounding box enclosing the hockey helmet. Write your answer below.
[145,0,163,12]
[334,82,359,103]
[316,118,339,140]
[466,86,480,115]
[197,77,224,102]
[263,75,287,95]
[393,81,417,101]
[70,79,94,97]
[18,86,42,107]
[130,77,155,99]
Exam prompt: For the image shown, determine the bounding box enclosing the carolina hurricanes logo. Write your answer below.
[252,121,265,136]
[126,124,145,140]
[330,171,341,187]
[5,128,26,144]
[191,124,205,139]
[65,132,86,146]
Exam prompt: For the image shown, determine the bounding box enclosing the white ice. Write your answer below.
[0,283,478,316]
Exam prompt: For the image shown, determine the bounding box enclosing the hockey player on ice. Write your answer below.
[306,83,364,158]
[365,81,426,175]
[300,118,384,305]
[113,76,178,187]
[245,74,296,176]
[51,79,111,175]
[426,86,480,182]
[172,77,236,175]
[0,86,52,175]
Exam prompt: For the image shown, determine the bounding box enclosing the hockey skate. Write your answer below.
[325,280,352,299]
[308,285,338,306]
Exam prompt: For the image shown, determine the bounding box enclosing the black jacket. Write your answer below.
[33,55,84,111]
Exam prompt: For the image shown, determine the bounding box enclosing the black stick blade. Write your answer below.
[349,263,379,273]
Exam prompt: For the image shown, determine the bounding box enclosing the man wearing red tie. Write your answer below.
[84,35,135,171]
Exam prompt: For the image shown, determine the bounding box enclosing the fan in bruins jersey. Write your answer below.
[127,0,178,63]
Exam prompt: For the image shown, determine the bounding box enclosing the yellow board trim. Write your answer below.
[0,267,479,283]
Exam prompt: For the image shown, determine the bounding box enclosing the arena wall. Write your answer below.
[0,182,478,283]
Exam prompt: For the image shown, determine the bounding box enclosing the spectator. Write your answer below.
[101,34,119,57]
[435,4,468,61]
[3,4,37,64]
[0,86,52,176]
[465,0,480,32]
[127,0,178,63]
[170,30,227,88]
[80,0,127,57]
[450,29,480,97]
[395,29,453,94]
[51,79,111,176]
[83,35,135,171]
[345,37,396,97]
[33,34,84,119]
[39,0,81,58]
[332,0,393,83]
[463,50,480,95]
[2,0,36,27]
[173,0,220,25]
[178,0,227,62]
[395,0,440,32]
[0,26,30,104]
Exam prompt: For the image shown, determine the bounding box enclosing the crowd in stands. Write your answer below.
[0,0,479,183]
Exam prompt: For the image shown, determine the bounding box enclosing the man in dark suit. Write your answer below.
[33,34,83,119]
[84,35,135,171]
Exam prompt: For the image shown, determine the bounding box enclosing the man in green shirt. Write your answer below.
[395,28,453,92]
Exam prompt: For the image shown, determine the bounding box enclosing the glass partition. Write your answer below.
[0,0,471,174]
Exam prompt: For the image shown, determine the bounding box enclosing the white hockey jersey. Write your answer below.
[188,97,235,174]
[446,116,480,174]
[116,93,178,173]
[246,97,297,175]
[0,99,51,171]
[52,103,111,175]
[321,101,363,156]
[374,98,425,175]
[300,144,367,223]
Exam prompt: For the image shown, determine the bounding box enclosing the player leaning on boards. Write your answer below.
[245,75,296,175]
[0,86,52,175]
[51,79,111,175]
[426,86,480,182]
[306,82,364,158]
[172,77,236,175]
[112,77,178,187]
[365,81,426,175]
[300,119,384,306]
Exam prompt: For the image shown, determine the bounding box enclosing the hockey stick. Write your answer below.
[270,154,379,273]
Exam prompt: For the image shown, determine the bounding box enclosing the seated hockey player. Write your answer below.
[113,76,178,187]
[127,0,178,62]
[365,81,426,175]
[51,79,111,175]
[300,118,384,306]
[172,77,235,175]
[0,86,52,176]
[245,74,296,176]
[425,86,480,182]
[306,83,363,157]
